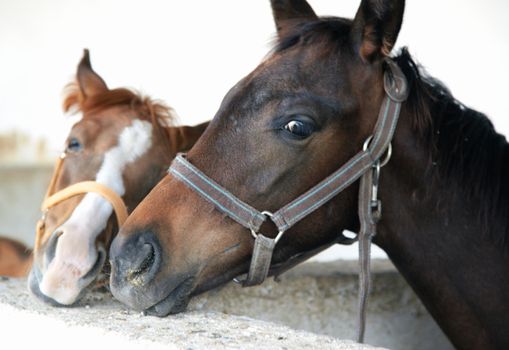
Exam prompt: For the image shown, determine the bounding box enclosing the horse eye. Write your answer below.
[66,137,82,152]
[283,120,315,139]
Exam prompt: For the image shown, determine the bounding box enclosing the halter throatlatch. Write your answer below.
[35,152,129,250]
[168,58,409,343]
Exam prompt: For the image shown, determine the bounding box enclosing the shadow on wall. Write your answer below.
[0,131,53,247]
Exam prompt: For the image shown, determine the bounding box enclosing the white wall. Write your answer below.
[0,0,508,258]
[1,0,508,150]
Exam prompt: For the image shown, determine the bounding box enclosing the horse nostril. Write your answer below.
[127,243,155,283]
[81,244,107,282]
[110,232,161,288]
[121,236,160,287]
[44,230,63,264]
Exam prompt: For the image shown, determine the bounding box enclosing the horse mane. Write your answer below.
[394,50,509,246]
[274,18,509,246]
[62,82,177,144]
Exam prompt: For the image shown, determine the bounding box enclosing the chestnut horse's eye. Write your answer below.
[283,119,315,139]
[66,137,82,152]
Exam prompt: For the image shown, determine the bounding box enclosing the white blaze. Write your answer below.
[39,120,153,305]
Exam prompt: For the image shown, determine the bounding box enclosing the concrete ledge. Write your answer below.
[188,260,452,350]
[0,260,452,350]
[0,277,384,350]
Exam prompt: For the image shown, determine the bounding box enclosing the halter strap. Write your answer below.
[169,156,266,231]
[169,58,407,235]
[168,58,409,343]
[41,181,128,225]
[35,153,128,249]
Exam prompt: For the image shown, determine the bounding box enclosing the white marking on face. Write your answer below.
[39,119,153,305]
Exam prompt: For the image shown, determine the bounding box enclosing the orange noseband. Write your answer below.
[35,152,129,249]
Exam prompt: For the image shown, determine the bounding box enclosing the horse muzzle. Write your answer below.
[28,238,107,306]
[109,229,199,316]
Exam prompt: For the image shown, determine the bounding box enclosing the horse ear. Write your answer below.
[270,0,318,34]
[77,49,108,98]
[351,0,405,62]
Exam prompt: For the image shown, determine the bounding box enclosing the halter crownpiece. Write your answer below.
[168,57,409,343]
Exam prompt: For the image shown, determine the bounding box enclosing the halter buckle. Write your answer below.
[367,159,383,223]
[40,209,49,222]
[370,199,382,222]
[384,58,410,102]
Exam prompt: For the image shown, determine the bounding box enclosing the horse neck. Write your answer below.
[163,122,208,154]
[375,107,509,350]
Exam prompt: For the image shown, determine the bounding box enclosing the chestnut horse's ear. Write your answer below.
[351,0,405,62]
[77,49,108,98]
[270,0,318,34]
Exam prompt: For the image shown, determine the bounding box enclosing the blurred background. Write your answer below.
[1,0,508,257]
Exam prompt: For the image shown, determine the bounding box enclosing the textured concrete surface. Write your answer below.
[0,260,453,350]
[189,260,453,350]
[0,277,385,350]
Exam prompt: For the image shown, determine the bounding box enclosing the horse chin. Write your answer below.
[142,277,195,317]
[28,267,67,307]
[28,245,106,306]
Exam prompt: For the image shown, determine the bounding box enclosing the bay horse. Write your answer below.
[0,237,32,277]
[29,49,208,306]
[109,1,509,349]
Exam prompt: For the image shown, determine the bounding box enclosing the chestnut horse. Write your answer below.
[0,237,32,277]
[109,1,509,349]
[29,50,208,306]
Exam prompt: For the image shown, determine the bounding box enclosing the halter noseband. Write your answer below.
[35,152,129,250]
[168,58,409,342]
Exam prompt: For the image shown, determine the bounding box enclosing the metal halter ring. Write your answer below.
[362,135,392,167]
[250,211,286,243]
[40,209,49,222]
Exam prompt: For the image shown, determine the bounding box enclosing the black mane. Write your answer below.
[395,50,509,246]
[274,18,509,246]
